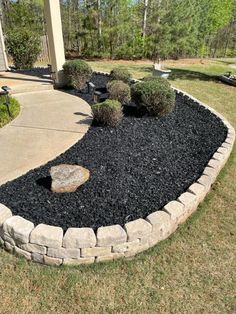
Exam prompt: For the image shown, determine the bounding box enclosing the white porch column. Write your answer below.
[0,18,8,71]
[44,0,65,87]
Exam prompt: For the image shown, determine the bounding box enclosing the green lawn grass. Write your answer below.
[0,58,235,314]
[0,95,20,128]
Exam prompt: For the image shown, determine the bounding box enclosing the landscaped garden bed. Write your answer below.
[0,71,234,266]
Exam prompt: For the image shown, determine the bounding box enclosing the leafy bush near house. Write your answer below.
[6,28,41,69]
[63,60,92,90]
[110,68,131,83]
[131,79,175,117]
[92,100,123,127]
[107,80,131,104]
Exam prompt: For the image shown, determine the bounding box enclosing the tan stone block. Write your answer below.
[124,218,152,242]
[63,227,96,249]
[81,246,111,257]
[63,257,95,265]
[112,239,140,253]
[124,242,150,258]
[44,255,62,266]
[221,142,233,150]
[140,230,162,247]
[5,241,14,252]
[217,147,230,155]
[188,182,206,203]
[30,224,63,248]
[203,166,218,181]
[31,252,44,264]
[197,174,212,193]
[47,247,80,259]
[146,211,173,240]
[19,243,47,255]
[15,246,31,260]
[96,253,124,263]
[212,152,225,161]
[163,201,185,224]
[97,225,127,247]
[208,158,223,171]
[0,204,12,227]
[3,233,15,246]
[227,128,235,136]
[177,192,198,217]
[3,216,34,244]
[225,136,234,145]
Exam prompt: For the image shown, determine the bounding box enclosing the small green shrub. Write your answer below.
[63,60,92,90]
[6,28,41,69]
[92,100,123,127]
[110,68,131,83]
[142,76,171,87]
[107,80,131,104]
[131,79,175,117]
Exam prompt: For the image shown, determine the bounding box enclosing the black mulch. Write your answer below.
[0,74,227,231]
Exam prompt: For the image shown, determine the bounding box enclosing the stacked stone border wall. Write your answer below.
[0,71,235,266]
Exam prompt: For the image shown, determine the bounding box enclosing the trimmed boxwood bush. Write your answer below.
[110,68,131,83]
[131,79,175,117]
[6,28,41,69]
[63,60,92,90]
[142,76,171,87]
[107,80,131,104]
[92,100,123,127]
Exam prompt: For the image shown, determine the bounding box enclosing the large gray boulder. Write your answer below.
[50,164,90,193]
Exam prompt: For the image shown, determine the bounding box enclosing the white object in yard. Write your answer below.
[153,63,171,78]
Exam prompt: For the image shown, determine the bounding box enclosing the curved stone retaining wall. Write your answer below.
[0,73,235,266]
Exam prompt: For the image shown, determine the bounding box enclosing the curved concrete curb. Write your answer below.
[0,73,235,266]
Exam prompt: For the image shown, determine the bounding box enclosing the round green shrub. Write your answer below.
[110,68,131,83]
[131,80,176,117]
[142,76,171,87]
[6,28,41,69]
[107,80,131,104]
[63,60,92,90]
[92,100,123,127]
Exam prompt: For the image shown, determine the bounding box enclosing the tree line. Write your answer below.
[1,0,236,61]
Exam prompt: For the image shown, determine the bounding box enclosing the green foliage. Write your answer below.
[92,99,123,127]
[0,96,20,128]
[107,80,131,104]
[131,80,176,117]
[63,60,92,90]
[142,76,171,87]
[6,28,41,69]
[2,0,236,62]
[110,68,131,83]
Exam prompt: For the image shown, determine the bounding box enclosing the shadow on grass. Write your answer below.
[169,68,218,82]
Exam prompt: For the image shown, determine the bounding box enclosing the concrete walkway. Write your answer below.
[0,89,92,185]
[0,71,53,94]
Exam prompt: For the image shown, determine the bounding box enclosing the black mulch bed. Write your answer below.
[0,74,227,231]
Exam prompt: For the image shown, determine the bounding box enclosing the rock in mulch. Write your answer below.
[50,164,90,193]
